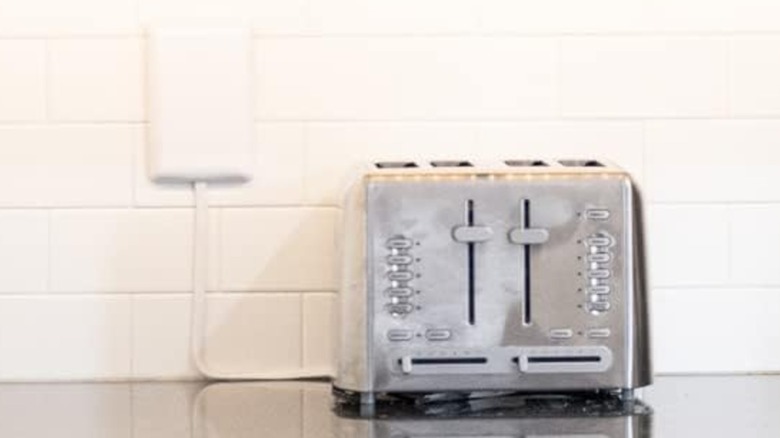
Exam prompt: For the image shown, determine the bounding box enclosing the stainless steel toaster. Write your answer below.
[335,159,652,404]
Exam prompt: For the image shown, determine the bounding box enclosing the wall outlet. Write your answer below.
[147,26,255,184]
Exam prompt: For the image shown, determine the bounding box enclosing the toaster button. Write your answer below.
[387,330,414,342]
[387,271,414,281]
[587,253,611,263]
[587,328,612,339]
[588,301,611,313]
[387,255,413,265]
[549,328,574,339]
[588,269,611,279]
[585,209,611,220]
[588,285,611,295]
[386,238,413,249]
[587,237,612,247]
[425,329,452,341]
[388,304,414,316]
[387,287,413,297]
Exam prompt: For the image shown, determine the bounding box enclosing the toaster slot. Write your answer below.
[399,356,490,374]
[430,160,473,167]
[517,347,613,374]
[507,199,549,326]
[522,199,532,325]
[375,161,418,169]
[466,199,476,325]
[504,159,548,167]
[558,159,603,167]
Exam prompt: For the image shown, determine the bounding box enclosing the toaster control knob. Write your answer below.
[452,225,494,243]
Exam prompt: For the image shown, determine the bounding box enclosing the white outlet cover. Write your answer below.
[147,26,255,184]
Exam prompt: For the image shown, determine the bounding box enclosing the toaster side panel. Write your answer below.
[335,178,372,392]
[363,174,648,393]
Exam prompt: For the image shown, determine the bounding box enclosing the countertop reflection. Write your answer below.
[0,376,779,437]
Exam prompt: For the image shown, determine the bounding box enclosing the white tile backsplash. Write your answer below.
[647,205,730,287]
[132,294,198,379]
[0,40,46,121]
[50,209,193,293]
[731,37,780,117]
[0,211,49,293]
[730,205,780,286]
[256,37,558,120]
[653,288,780,373]
[560,37,729,117]
[645,120,780,203]
[203,293,303,376]
[219,208,339,291]
[0,1,778,380]
[0,295,132,380]
[49,38,144,121]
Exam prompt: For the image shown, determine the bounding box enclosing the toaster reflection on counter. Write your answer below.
[334,391,652,438]
[335,159,651,403]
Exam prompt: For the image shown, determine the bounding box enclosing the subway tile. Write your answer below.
[0,384,131,436]
[304,123,480,205]
[476,121,646,185]
[0,295,132,380]
[731,205,780,286]
[478,0,643,33]
[560,37,728,117]
[643,0,780,33]
[256,37,557,120]
[132,383,201,438]
[0,211,48,293]
[303,293,336,375]
[219,208,338,291]
[50,209,193,293]
[645,120,780,203]
[139,0,306,34]
[646,205,729,287]
[0,40,45,121]
[308,0,478,34]
[652,288,780,373]
[135,123,306,207]
[49,38,144,121]
[731,37,780,117]
[0,0,137,35]
[0,125,135,207]
[132,295,199,379]
[202,293,302,376]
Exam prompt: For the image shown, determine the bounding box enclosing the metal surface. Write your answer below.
[335,159,652,397]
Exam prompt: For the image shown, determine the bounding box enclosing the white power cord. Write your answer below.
[191,181,332,380]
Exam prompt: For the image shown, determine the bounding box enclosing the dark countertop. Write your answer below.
[0,375,777,437]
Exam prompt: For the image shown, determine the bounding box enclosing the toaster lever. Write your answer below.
[452,225,493,243]
[508,228,549,245]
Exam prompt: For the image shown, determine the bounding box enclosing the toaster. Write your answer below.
[335,159,651,404]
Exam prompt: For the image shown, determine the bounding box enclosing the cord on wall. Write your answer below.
[147,26,328,380]
[191,182,329,379]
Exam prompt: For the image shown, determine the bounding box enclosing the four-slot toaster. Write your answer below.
[334,159,652,404]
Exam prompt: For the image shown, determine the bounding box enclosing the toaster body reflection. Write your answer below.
[336,159,651,401]
[334,393,652,438]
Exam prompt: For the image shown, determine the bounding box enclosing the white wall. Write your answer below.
[0,0,779,380]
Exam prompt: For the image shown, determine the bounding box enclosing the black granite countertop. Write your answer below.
[0,375,777,437]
